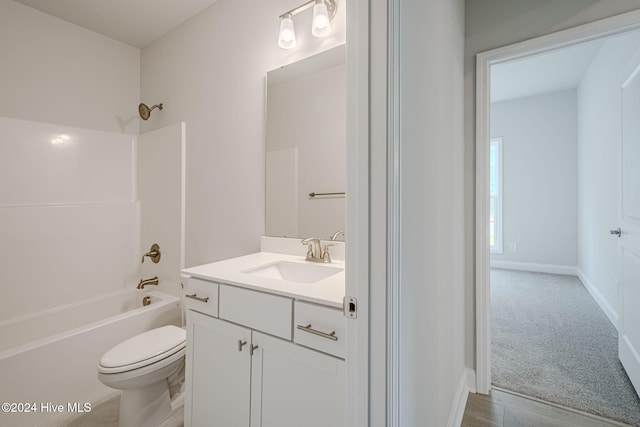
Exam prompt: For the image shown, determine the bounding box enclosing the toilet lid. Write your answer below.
[99,325,186,371]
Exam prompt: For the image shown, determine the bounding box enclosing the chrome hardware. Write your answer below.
[330,230,345,241]
[322,243,336,263]
[238,340,247,352]
[137,276,159,289]
[280,0,337,22]
[141,243,161,263]
[185,293,210,303]
[343,296,357,319]
[302,237,333,263]
[308,191,345,198]
[297,324,338,341]
[610,228,622,238]
[302,237,322,261]
[142,296,152,306]
[250,344,259,356]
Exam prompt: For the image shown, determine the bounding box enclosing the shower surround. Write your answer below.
[0,117,140,321]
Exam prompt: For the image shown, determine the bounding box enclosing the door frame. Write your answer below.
[475,9,640,394]
[345,0,377,425]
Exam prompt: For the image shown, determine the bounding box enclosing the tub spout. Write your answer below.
[137,276,159,289]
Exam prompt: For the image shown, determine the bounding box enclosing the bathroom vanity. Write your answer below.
[181,243,346,427]
[180,44,350,426]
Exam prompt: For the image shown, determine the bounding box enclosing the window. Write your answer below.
[490,138,503,253]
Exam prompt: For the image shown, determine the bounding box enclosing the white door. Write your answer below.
[619,62,640,396]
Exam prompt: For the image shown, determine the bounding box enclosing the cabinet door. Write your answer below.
[251,332,346,427]
[185,310,252,427]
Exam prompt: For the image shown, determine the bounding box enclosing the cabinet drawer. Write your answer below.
[219,285,292,340]
[185,277,219,317]
[294,301,345,358]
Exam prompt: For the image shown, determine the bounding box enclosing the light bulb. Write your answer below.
[312,0,331,37]
[278,14,296,49]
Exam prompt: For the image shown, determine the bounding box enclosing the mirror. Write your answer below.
[265,44,346,240]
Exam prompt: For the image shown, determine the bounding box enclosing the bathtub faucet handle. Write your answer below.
[141,243,161,264]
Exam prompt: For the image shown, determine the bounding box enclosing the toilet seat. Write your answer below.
[98,325,186,374]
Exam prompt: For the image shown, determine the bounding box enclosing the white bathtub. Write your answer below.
[0,290,182,427]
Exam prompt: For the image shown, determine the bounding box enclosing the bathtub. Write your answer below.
[0,290,182,427]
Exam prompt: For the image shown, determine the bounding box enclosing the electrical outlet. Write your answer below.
[509,242,517,252]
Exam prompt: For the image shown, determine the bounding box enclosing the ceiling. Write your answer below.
[13,0,219,48]
[491,38,605,103]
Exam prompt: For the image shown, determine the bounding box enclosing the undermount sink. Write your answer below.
[242,261,343,284]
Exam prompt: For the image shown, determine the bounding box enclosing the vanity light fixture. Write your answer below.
[278,13,296,49]
[278,0,337,49]
[311,0,331,37]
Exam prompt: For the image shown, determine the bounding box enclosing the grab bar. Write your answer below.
[308,192,345,198]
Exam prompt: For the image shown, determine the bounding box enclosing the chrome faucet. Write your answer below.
[301,238,334,263]
[302,238,322,261]
[137,276,159,289]
[330,230,345,241]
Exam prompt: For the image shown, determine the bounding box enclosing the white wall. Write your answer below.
[139,123,186,297]
[464,0,640,370]
[577,30,640,326]
[140,0,346,267]
[397,0,466,424]
[490,90,578,268]
[0,1,140,134]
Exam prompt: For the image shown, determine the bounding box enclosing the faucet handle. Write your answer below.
[322,243,337,263]
[301,237,322,260]
[141,243,161,264]
[301,237,313,258]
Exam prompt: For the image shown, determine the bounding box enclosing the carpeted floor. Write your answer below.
[491,268,640,426]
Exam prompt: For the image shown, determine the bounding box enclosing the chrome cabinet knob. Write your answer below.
[610,228,621,237]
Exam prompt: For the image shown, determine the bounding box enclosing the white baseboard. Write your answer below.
[576,268,619,330]
[466,368,477,394]
[448,368,475,427]
[490,260,577,276]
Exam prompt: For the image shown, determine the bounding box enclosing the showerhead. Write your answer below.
[138,102,163,120]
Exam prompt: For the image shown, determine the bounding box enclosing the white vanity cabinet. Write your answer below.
[185,311,251,427]
[252,331,346,427]
[184,278,346,427]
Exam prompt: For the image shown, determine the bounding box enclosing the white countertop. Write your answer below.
[182,252,345,309]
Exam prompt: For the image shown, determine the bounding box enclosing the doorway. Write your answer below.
[476,9,640,425]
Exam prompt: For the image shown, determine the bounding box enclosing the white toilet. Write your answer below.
[97,325,186,427]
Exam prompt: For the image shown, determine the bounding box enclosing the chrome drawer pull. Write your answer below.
[186,293,209,303]
[250,344,259,356]
[297,324,338,341]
